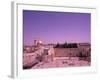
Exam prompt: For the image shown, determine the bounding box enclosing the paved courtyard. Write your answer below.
[32,57,90,69]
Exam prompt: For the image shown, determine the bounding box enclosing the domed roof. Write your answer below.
[38,40,42,44]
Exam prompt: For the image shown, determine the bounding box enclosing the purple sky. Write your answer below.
[23,10,91,45]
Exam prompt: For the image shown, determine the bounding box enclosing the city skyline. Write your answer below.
[23,10,91,45]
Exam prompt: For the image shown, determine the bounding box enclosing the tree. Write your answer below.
[62,42,68,48]
[54,42,77,48]
[54,42,60,48]
[67,43,77,48]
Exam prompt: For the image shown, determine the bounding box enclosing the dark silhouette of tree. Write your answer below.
[62,42,68,48]
[54,42,77,48]
[67,43,77,48]
[54,42,60,48]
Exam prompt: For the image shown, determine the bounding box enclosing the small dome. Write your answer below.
[38,40,42,44]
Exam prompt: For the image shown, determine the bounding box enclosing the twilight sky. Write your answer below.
[23,10,91,45]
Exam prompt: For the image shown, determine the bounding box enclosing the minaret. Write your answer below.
[34,40,38,46]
